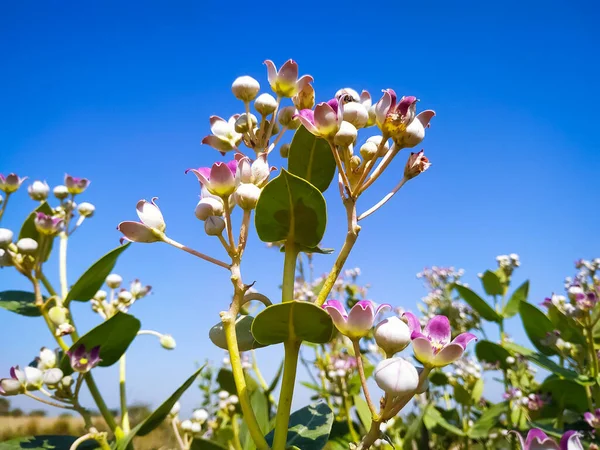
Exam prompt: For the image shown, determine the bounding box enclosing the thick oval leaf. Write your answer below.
[265,401,333,450]
[453,383,472,406]
[547,304,586,345]
[240,388,270,450]
[287,126,336,192]
[115,366,205,449]
[18,202,55,262]
[0,436,98,449]
[353,395,371,428]
[468,402,508,439]
[190,439,227,450]
[216,368,259,396]
[60,312,140,373]
[251,301,333,345]
[480,270,503,297]
[475,340,512,370]
[209,315,266,351]
[502,280,529,318]
[65,243,130,304]
[519,302,557,356]
[255,169,326,247]
[454,285,502,323]
[0,290,41,317]
[541,377,588,413]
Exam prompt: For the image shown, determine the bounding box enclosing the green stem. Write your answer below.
[282,243,298,302]
[39,272,58,296]
[231,414,244,450]
[0,192,10,224]
[58,232,68,304]
[352,339,378,419]
[85,372,120,435]
[272,340,301,450]
[341,379,359,442]
[119,354,130,433]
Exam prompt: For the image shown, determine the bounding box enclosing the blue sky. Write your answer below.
[1,0,599,417]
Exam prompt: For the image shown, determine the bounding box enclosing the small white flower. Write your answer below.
[38,348,57,370]
[192,408,209,422]
[218,390,229,400]
[106,273,123,289]
[180,420,193,431]
[42,368,63,386]
[170,401,181,416]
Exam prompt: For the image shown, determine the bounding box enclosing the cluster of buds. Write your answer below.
[446,355,482,388]
[170,401,211,441]
[542,283,600,321]
[221,351,252,370]
[91,273,152,317]
[0,347,72,401]
[496,253,521,278]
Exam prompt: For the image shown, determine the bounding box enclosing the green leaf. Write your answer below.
[547,305,586,346]
[115,366,205,449]
[279,244,334,255]
[190,439,227,450]
[519,302,557,356]
[287,125,337,192]
[471,378,484,404]
[423,407,466,436]
[468,402,508,439]
[480,270,504,297]
[353,395,371,428]
[209,315,266,352]
[216,368,259,396]
[255,169,327,248]
[453,383,472,406]
[0,290,41,317]
[402,406,427,450]
[265,401,333,450]
[428,370,449,386]
[503,342,581,380]
[251,301,333,345]
[502,280,529,318]
[65,243,130,304]
[475,340,512,370]
[0,436,98,449]
[541,377,588,413]
[18,202,55,262]
[455,284,502,323]
[60,312,141,373]
[240,389,270,450]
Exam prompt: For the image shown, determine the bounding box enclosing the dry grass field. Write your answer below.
[0,416,178,449]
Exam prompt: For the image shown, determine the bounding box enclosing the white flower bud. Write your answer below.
[195,197,224,221]
[106,273,123,289]
[61,375,74,388]
[254,93,278,116]
[180,420,193,431]
[342,102,368,128]
[53,185,69,200]
[568,285,584,301]
[359,142,379,161]
[170,401,181,416]
[17,238,38,254]
[232,76,260,102]
[366,135,389,156]
[205,216,226,236]
[374,357,419,396]
[118,290,133,303]
[278,106,300,129]
[28,181,50,201]
[77,202,95,217]
[505,356,515,365]
[43,368,63,387]
[160,334,176,350]
[48,306,68,326]
[334,121,357,147]
[234,113,258,133]
[94,290,108,301]
[218,390,229,400]
[38,348,57,369]
[228,395,239,405]
[280,143,290,158]
[191,422,202,433]
[234,183,261,210]
[374,316,411,356]
[56,323,75,336]
[0,249,13,267]
[192,408,209,422]
[0,195,3,206]
[0,228,14,248]
[0,378,23,395]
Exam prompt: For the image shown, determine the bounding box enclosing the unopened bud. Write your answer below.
[17,238,38,254]
[293,84,315,110]
[404,150,431,180]
[0,249,12,267]
[191,422,201,433]
[350,156,361,172]
[234,183,261,210]
[192,409,209,422]
[280,143,290,158]
[48,306,69,326]
[43,368,64,387]
[77,202,95,217]
[0,378,23,396]
[334,121,357,147]
[231,76,260,102]
[61,375,74,388]
[359,142,379,161]
[181,420,193,431]
[278,106,300,129]
[195,197,224,221]
[94,290,108,301]
[28,181,50,201]
[254,93,278,116]
[234,113,258,133]
[169,401,181,416]
[106,273,123,289]
[160,334,176,350]
[342,102,369,129]
[261,120,279,136]
[118,290,133,303]
[367,136,389,156]
[0,228,13,247]
[374,357,419,395]
[205,216,226,236]
[56,323,75,337]
[53,185,69,200]
[374,316,411,356]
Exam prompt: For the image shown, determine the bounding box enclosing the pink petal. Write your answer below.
[432,343,464,367]
[209,162,236,196]
[450,332,477,350]
[402,312,422,334]
[360,90,371,108]
[264,60,278,87]
[226,159,238,176]
[209,115,226,129]
[347,301,376,337]
[412,337,434,366]
[324,300,349,333]
[278,59,299,85]
[375,303,392,315]
[296,74,313,92]
[117,221,160,243]
[527,429,559,450]
[417,110,435,128]
[296,110,319,135]
[386,89,397,110]
[375,91,392,127]
[313,102,338,137]
[424,316,451,345]
[560,431,583,450]
[397,96,417,116]
[323,300,348,318]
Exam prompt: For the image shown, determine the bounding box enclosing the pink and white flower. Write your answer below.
[187,160,238,197]
[64,174,90,195]
[323,300,391,340]
[0,173,27,194]
[513,429,583,450]
[202,115,243,154]
[296,99,344,139]
[264,59,313,98]
[118,198,166,243]
[584,409,600,429]
[402,312,476,367]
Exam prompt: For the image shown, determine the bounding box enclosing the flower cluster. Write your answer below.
[91,273,152,318]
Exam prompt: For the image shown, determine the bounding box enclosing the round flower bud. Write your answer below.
[342,102,368,128]
[61,375,74,388]
[374,357,419,396]
[192,408,209,422]
[169,401,181,416]
[118,290,133,303]
[191,422,201,433]
[280,143,290,158]
[43,368,64,387]
[359,141,379,161]
[48,306,69,326]
[232,76,260,102]
[180,420,193,431]
[335,88,360,103]
[39,348,57,369]
[0,249,12,267]
[374,316,411,356]
[234,113,258,133]
[77,202,95,218]
[160,334,176,350]
[94,290,108,301]
[367,135,389,156]
[28,181,50,201]
[506,356,516,365]
[106,273,123,289]
[0,228,14,248]
[350,156,361,172]
[0,378,23,396]
[17,238,38,254]
[234,183,261,210]
[261,120,279,136]
[195,197,224,221]
[254,93,277,116]
[53,185,69,200]
[334,121,357,147]
[218,390,229,400]
[205,216,226,236]
[278,106,300,129]
[228,395,239,404]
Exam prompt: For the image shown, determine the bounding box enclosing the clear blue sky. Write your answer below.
[1,0,599,416]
